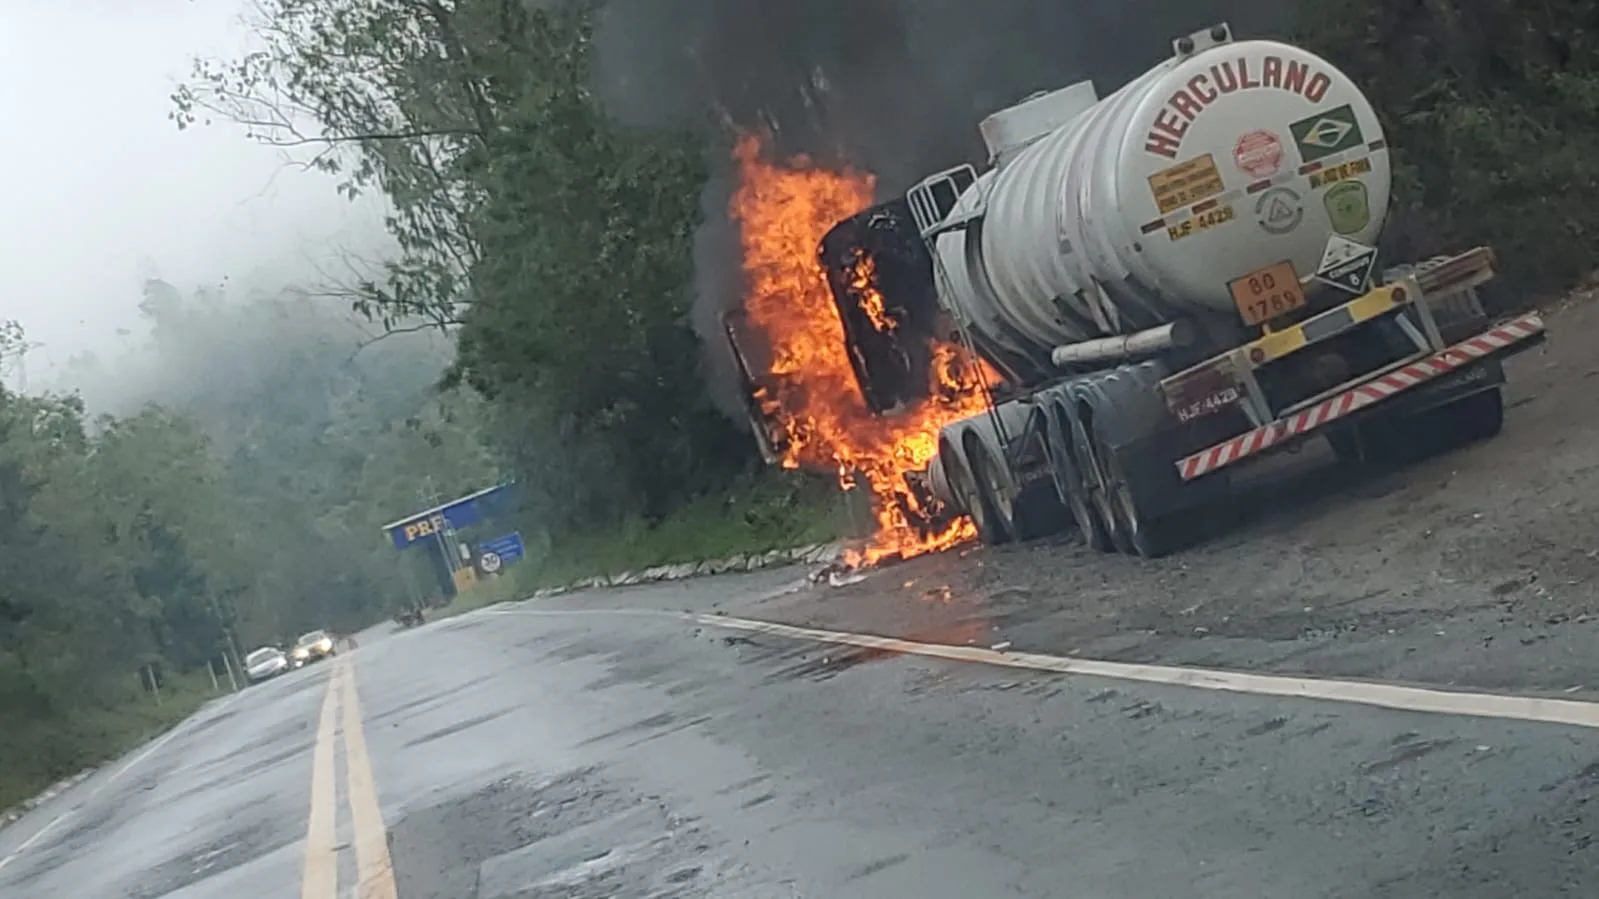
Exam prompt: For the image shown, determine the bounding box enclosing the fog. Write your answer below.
[0,0,389,397]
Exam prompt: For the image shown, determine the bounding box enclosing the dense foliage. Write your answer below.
[0,287,503,806]
[1299,1,1599,291]
[173,0,755,531]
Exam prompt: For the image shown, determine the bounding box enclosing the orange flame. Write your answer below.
[849,253,899,334]
[728,133,994,568]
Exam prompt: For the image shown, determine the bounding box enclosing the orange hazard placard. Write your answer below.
[1229,260,1305,327]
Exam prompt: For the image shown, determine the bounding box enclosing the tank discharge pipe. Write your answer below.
[1049,320,1195,368]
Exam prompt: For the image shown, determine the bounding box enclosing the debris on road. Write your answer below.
[529,541,843,600]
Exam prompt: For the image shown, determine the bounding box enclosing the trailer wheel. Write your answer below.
[1013,481,1073,541]
[1008,426,1073,541]
[965,438,1016,546]
[1083,417,1135,555]
[1101,445,1185,559]
[1072,403,1130,555]
[1443,386,1504,442]
[1091,424,1183,559]
[946,450,1004,546]
[1401,387,1504,458]
[1044,402,1109,550]
[1331,387,1504,468]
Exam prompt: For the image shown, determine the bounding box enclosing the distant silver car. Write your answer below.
[244,647,290,683]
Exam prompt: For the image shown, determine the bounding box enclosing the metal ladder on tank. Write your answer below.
[905,164,1022,471]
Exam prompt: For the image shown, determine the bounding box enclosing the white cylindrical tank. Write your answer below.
[935,28,1392,359]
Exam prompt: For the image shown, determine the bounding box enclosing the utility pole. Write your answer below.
[421,476,458,600]
[144,664,162,706]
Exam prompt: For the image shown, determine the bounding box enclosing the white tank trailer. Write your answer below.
[765,23,1547,560]
[933,31,1391,363]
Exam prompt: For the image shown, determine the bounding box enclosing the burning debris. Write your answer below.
[724,133,993,570]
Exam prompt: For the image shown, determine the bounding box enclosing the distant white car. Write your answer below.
[244,647,290,683]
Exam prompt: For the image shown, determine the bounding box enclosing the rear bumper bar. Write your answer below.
[1176,312,1546,481]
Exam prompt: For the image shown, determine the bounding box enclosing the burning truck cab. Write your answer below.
[815,199,943,416]
[726,23,1546,566]
[815,196,1018,416]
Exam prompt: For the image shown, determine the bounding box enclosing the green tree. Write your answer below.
[171,0,497,330]
[175,0,755,529]
[1299,0,1599,291]
[0,384,241,802]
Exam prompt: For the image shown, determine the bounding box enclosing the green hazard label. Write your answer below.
[1289,104,1365,164]
[1323,180,1371,234]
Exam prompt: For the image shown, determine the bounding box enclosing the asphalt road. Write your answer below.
[4,569,1599,898]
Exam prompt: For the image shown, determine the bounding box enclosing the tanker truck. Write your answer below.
[734,23,1548,559]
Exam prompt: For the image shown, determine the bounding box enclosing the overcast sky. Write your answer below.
[0,0,388,388]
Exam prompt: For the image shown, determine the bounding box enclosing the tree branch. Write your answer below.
[238,124,482,147]
[346,320,461,362]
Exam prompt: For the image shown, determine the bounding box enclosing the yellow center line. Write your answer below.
[301,664,341,899]
[340,659,399,899]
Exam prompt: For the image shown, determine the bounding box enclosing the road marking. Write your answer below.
[0,694,236,876]
[486,603,1599,730]
[340,660,398,899]
[301,665,342,899]
[695,613,1599,729]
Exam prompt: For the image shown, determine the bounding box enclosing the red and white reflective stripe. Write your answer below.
[1176,313,1545,481]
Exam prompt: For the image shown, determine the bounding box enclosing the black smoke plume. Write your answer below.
[587,0,1290,417]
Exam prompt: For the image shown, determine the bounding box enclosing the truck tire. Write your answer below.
[1076,362,1205,559]
[1443,386,1505,442]
[1010,426,1074,541]
[946,450,1005,546]
[965,438,1017,546]
[1044,401,1110,551]
[1102,442,1188,558]
[1082,409,1136,555]
[1088,417,1190,558]
[1332,386,1504,469]
[1012,480,1073,541]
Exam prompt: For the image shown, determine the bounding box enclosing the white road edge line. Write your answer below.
[486,604,1599,730]
[0,695,236,875]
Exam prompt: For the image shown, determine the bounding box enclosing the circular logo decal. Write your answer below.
[1234,130,1284,178]
[1255,186,1303,235]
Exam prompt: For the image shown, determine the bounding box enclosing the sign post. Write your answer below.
[380,483,515,599]
[475,532,526,576]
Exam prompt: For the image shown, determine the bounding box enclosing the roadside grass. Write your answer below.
[526,475,848,589]
[0,671,222,815]
[431,473,851,620]
[430,567,529,620]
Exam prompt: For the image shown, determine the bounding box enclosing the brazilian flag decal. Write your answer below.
[1289,104,1364,164]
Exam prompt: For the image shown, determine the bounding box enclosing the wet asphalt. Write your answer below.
[3,569,1599,898]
